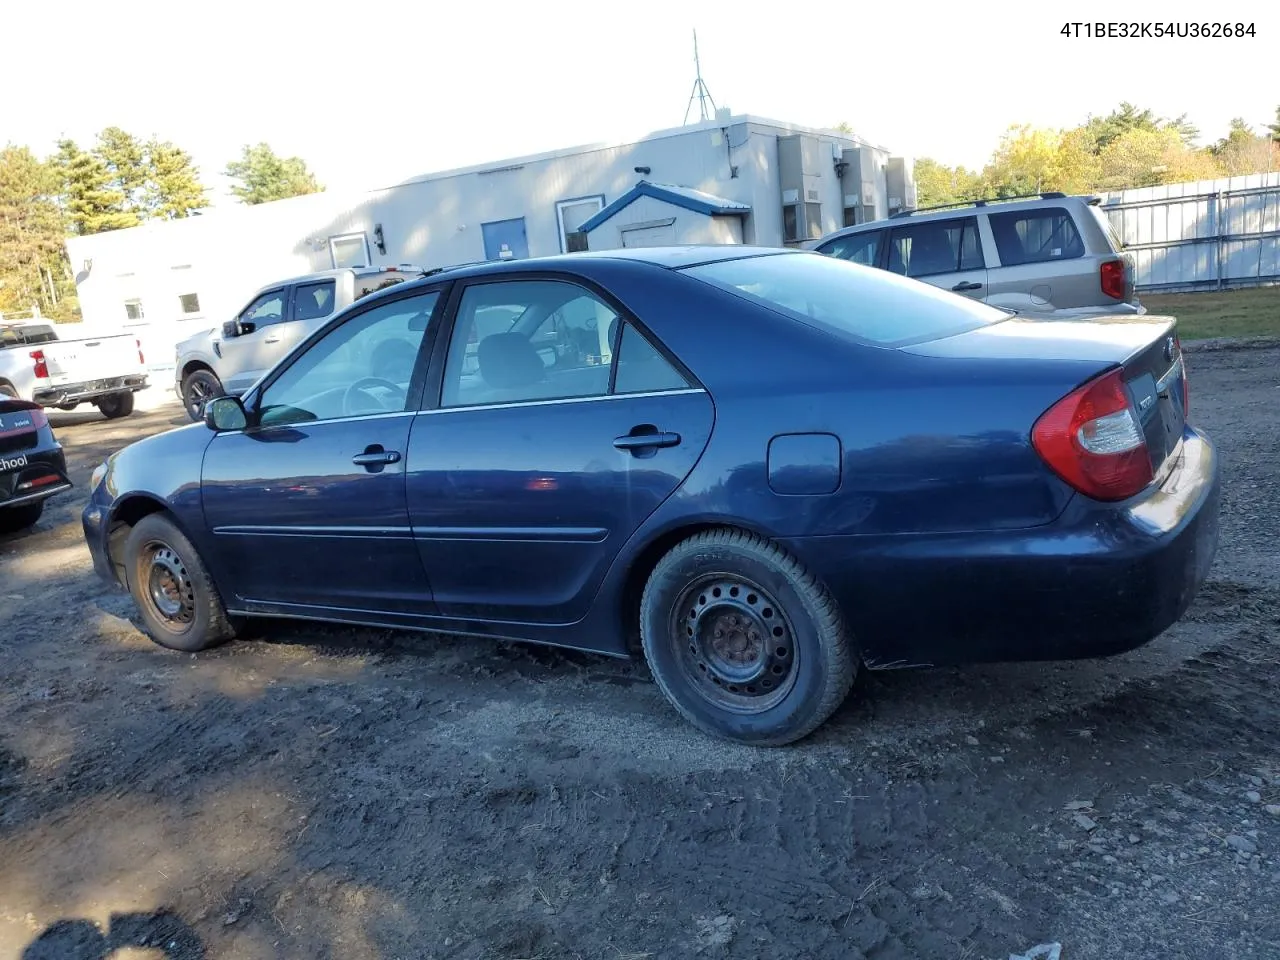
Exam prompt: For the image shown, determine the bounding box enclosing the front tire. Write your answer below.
[123,513,238,652]
[181,369,224,422]
[96,392,135,419]
[0,500,44,534]
[639,528,857,746]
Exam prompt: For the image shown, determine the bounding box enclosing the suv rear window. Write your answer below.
[988,207,1085,266]
[682,252,1008,347]
[1087,204,1126,252]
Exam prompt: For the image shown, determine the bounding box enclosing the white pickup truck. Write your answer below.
[173,265,423,421]
[0,321,149,419]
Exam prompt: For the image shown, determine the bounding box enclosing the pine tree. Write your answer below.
[146,140,209,219]
[95,126,150,216]
[0,146,75,317]
[225,142,323,205]
[53,139,139,235]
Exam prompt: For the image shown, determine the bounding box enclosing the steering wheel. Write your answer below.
[342,377,406,416]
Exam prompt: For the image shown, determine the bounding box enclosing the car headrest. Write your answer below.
[370,337,417,381]
[478,333,545,389]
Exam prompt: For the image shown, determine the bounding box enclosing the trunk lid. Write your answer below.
[902,312,1188,484]
[39,333,144,386]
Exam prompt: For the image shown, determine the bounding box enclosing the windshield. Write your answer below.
[682,252,1010,347]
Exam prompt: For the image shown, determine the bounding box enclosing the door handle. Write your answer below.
[264,336,281,344]
[614,428,681,452]
[352,449,401,466]
[951,281,983,292]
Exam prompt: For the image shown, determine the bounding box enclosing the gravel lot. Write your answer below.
[2,346,1278,960]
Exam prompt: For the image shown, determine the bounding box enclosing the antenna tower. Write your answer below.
[684,30,717,125]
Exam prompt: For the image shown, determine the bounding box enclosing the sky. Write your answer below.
[3,0,1275,206]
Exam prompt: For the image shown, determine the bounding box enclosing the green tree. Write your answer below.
[0,145,77,320]
[1268,105,1280,144]
[913,157,983,207]
[145,139,209,219]
[1083,102,1161,152]
[52,139,139,235]
[1211,118,1279,175]
[94,126,150,215]
[224,142,323,205]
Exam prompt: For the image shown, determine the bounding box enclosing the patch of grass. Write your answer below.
[1142,285,1280,341]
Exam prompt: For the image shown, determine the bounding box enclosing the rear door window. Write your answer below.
[988,207,1085,266]
[294,280,336,321]
[886,217,983,278]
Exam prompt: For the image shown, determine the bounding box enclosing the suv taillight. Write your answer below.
[30,349,49,380]
[1100,259,1126,300]
[1032,367,1152,502]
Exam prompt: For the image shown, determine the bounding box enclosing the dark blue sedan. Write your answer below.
[81,246,1220,745]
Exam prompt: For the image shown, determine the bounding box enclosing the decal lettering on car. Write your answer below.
[0,454,30,472]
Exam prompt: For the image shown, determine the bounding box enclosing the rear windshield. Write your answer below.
[682,252,1009,347]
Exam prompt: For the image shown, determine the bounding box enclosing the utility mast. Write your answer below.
[684,30,717,125]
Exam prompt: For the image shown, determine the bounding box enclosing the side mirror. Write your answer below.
[221,320,240,339]
[204,396,248,432]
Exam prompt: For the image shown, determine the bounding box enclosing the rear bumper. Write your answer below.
[0,447,72,508]
[34,374,149,406]
[786,426,1221,668]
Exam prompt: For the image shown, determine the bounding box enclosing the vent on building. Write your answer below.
[778,135,825,243]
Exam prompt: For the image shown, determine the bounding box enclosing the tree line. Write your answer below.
[0,130,323,321]
[911,102,1280,208]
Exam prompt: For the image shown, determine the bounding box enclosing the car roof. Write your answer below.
[418,245,797,282]
[820,193,1099,241]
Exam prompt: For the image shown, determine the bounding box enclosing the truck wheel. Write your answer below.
[639,528,858,746]
[0,501,44,534]
[97,392,135,419]
[123,513,239,652]
[181,370,224,422]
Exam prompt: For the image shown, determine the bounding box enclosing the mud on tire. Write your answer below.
[123,513,239,653]
[639,528,857,746]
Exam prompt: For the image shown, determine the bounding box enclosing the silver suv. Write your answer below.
[811,192,1142,317]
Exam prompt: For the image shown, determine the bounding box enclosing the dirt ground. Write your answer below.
[2,346,1278,960]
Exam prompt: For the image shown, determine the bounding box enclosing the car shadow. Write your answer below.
[22,911,204,959]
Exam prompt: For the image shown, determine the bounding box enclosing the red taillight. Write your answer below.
[1032,367,1152,502]
[136,338,145,365]
[30,349,49,380]
[1100,259,1126,300]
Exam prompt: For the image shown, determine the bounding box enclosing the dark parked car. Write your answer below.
[80,246,1219,745]
[1,395,72,534]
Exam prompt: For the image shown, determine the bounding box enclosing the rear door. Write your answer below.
[216,286,291,393]
[405,275,714,624]
[884,216,988,299]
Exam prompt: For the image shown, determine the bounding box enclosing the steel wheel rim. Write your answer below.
[670,574,798,713]
[142,540,196,631]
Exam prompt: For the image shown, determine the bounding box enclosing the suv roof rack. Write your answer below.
[889,192,1069,218]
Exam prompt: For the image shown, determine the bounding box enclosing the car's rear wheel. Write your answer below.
[181,370,223,422]
[96,392,135,419]
[0,501,44,534]
[639,528,857,746]
[123,513,238,652]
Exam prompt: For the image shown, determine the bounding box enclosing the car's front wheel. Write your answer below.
[181,370,224,422]
[0,501,44,535]
[123,513,239,652]
[640,528,858,746]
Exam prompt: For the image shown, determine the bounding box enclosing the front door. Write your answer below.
[884,215,988,300]
[481,218,530,261]
[407,277,714,624]
[202,288,445,616]
[217,286,291,394]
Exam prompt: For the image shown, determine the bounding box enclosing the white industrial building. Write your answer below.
[64,112,914,363]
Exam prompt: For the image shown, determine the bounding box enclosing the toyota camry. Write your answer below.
[81,246,1220,745]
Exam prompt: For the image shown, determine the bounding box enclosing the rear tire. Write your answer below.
[97,392,135,419]
[639,528,857,746]
[0,501,44,534]
[123,513,238,652]
[181,369,224,422]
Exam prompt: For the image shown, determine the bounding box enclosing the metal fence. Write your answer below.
[1099,172,1280,293]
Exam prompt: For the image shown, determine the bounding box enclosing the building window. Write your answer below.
[782,204,799,243]
[556,195,605,253]
[179,293,201,315]
[329,232,371,269]
[124,299,144,321]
